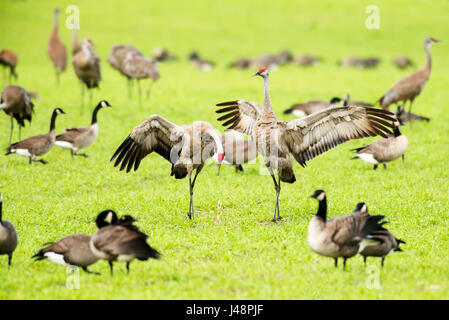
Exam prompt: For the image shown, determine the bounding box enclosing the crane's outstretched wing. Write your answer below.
[111,114,185,172]
[282,106,397,167]
[216,100,261,135]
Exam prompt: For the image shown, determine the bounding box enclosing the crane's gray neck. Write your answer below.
[316,196,327,221]
[53,10,59,28]
[425,43,432,71]
[262,75,272,112]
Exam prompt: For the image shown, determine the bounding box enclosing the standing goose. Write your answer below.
[353,202,405,267]
[1,85,34,146]
[90,210,161,275]
[32,234,100,275]
[47,8,67,84]
[5,108,65,164]
[216,68,397,221]
[396,105,430,125]
[379,37,440,114]
[352,121,408,170]
[55,100,111,158]
[308,190,385,270]
[0,193,18,268]
[110,115,224,219]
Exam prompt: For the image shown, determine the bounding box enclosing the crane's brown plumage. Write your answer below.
[216,69,397,221]
[1,85,34,145]
[379,37,440,113]
[111,115,224,219]
[0,49,18,80]
[47,8,67,83]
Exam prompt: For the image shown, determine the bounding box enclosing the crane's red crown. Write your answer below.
[259,68,267,73]
[217,153,225,162]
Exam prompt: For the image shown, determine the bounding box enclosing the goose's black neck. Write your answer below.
[316,196,327,221]
[0,201,3,222]
[49,110,59,132]
[393,126,401,137]
[91,104,102,124]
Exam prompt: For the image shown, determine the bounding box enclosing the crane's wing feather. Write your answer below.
[282,106,397,167]
[110,114,185,172]
[216,100,261,135]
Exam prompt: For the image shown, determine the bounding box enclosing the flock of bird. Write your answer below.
[0,7,442,275]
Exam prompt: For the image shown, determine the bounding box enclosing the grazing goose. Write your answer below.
[90,210,161,275]
[152,48,176,62]
[189,52,214,72]
[55,100,111,157]
[213,130,257,172]
[1,85,35,146]
[110,115,224,220]
[5,108,65,164]
[308,190,385,270]
[294,55,321,67]
[396,105,430,125]
[353,202,405,267]
[0,193,18,268]
[352,121,408,170]
[33,234,100,274]
[216,69,396,221]
[394,56,414,70]
[282,98,340,118]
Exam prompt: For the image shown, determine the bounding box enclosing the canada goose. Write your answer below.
[308,190,385,270]
[352,121,408,170]
[90,210,161,275]
[0,193,18,268]
[5,108,65,164]
[152,48,176,62]
[282,98,340,118]
[396,105,430,125]
[294,55,321,67]
[229,58,251,69]
[32,234,100,274]
[393,56,414,69]
[1,85,35,145]
[55,100,111,157]
[189,52,214,72]
[353,203,405,267]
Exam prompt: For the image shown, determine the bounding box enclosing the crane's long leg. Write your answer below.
[80,84,85,113]
[146,80,154,100]
[127,78,132,100]
[408,99,415,127]
[9,117,13,146]
[137,79,142,109]
[268,168,281,222]
[89,89,93,111]
[187,170,200,220]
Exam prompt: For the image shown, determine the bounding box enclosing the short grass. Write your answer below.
[0,0,448,299]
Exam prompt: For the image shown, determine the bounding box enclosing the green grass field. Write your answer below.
[1,0,448,299]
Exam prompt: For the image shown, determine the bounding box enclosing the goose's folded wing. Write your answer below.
[216,100,261,135]
[281,106,397,167]
[110,114,185,172]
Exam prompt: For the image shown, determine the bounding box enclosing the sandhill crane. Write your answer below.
[379,37,440,114]
[110,115,224,220]
[6,108,65,164]
[1,85,34,145]
[108,44,143,98]
[213,130,257,172]
[189,52,214,72]
[72,39,101,111]
[152,48,176,62]
[393,56,414,69]
[0,49,18,83]
[71,25,82,56]
[216,68,397,221]
[122,52,160,107]
[294,55,321,67]
[47,8,67,84]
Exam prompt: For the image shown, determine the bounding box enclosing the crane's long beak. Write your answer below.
[434,39,442,43]
[217,163,222,176]
[252,72,260,77]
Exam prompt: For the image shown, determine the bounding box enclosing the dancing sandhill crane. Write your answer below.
[73,39,101,111]
[393,56,414,69]
[122,52,160,106]
[0,49,18,82]
[214,130,257,172]
[1,85,34,145]
[47,8,67,84]
[379,37,440,114]
[111,115,224,220]
[71,26,82,56]
[216,68,397,221]
[108,44,143,98]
